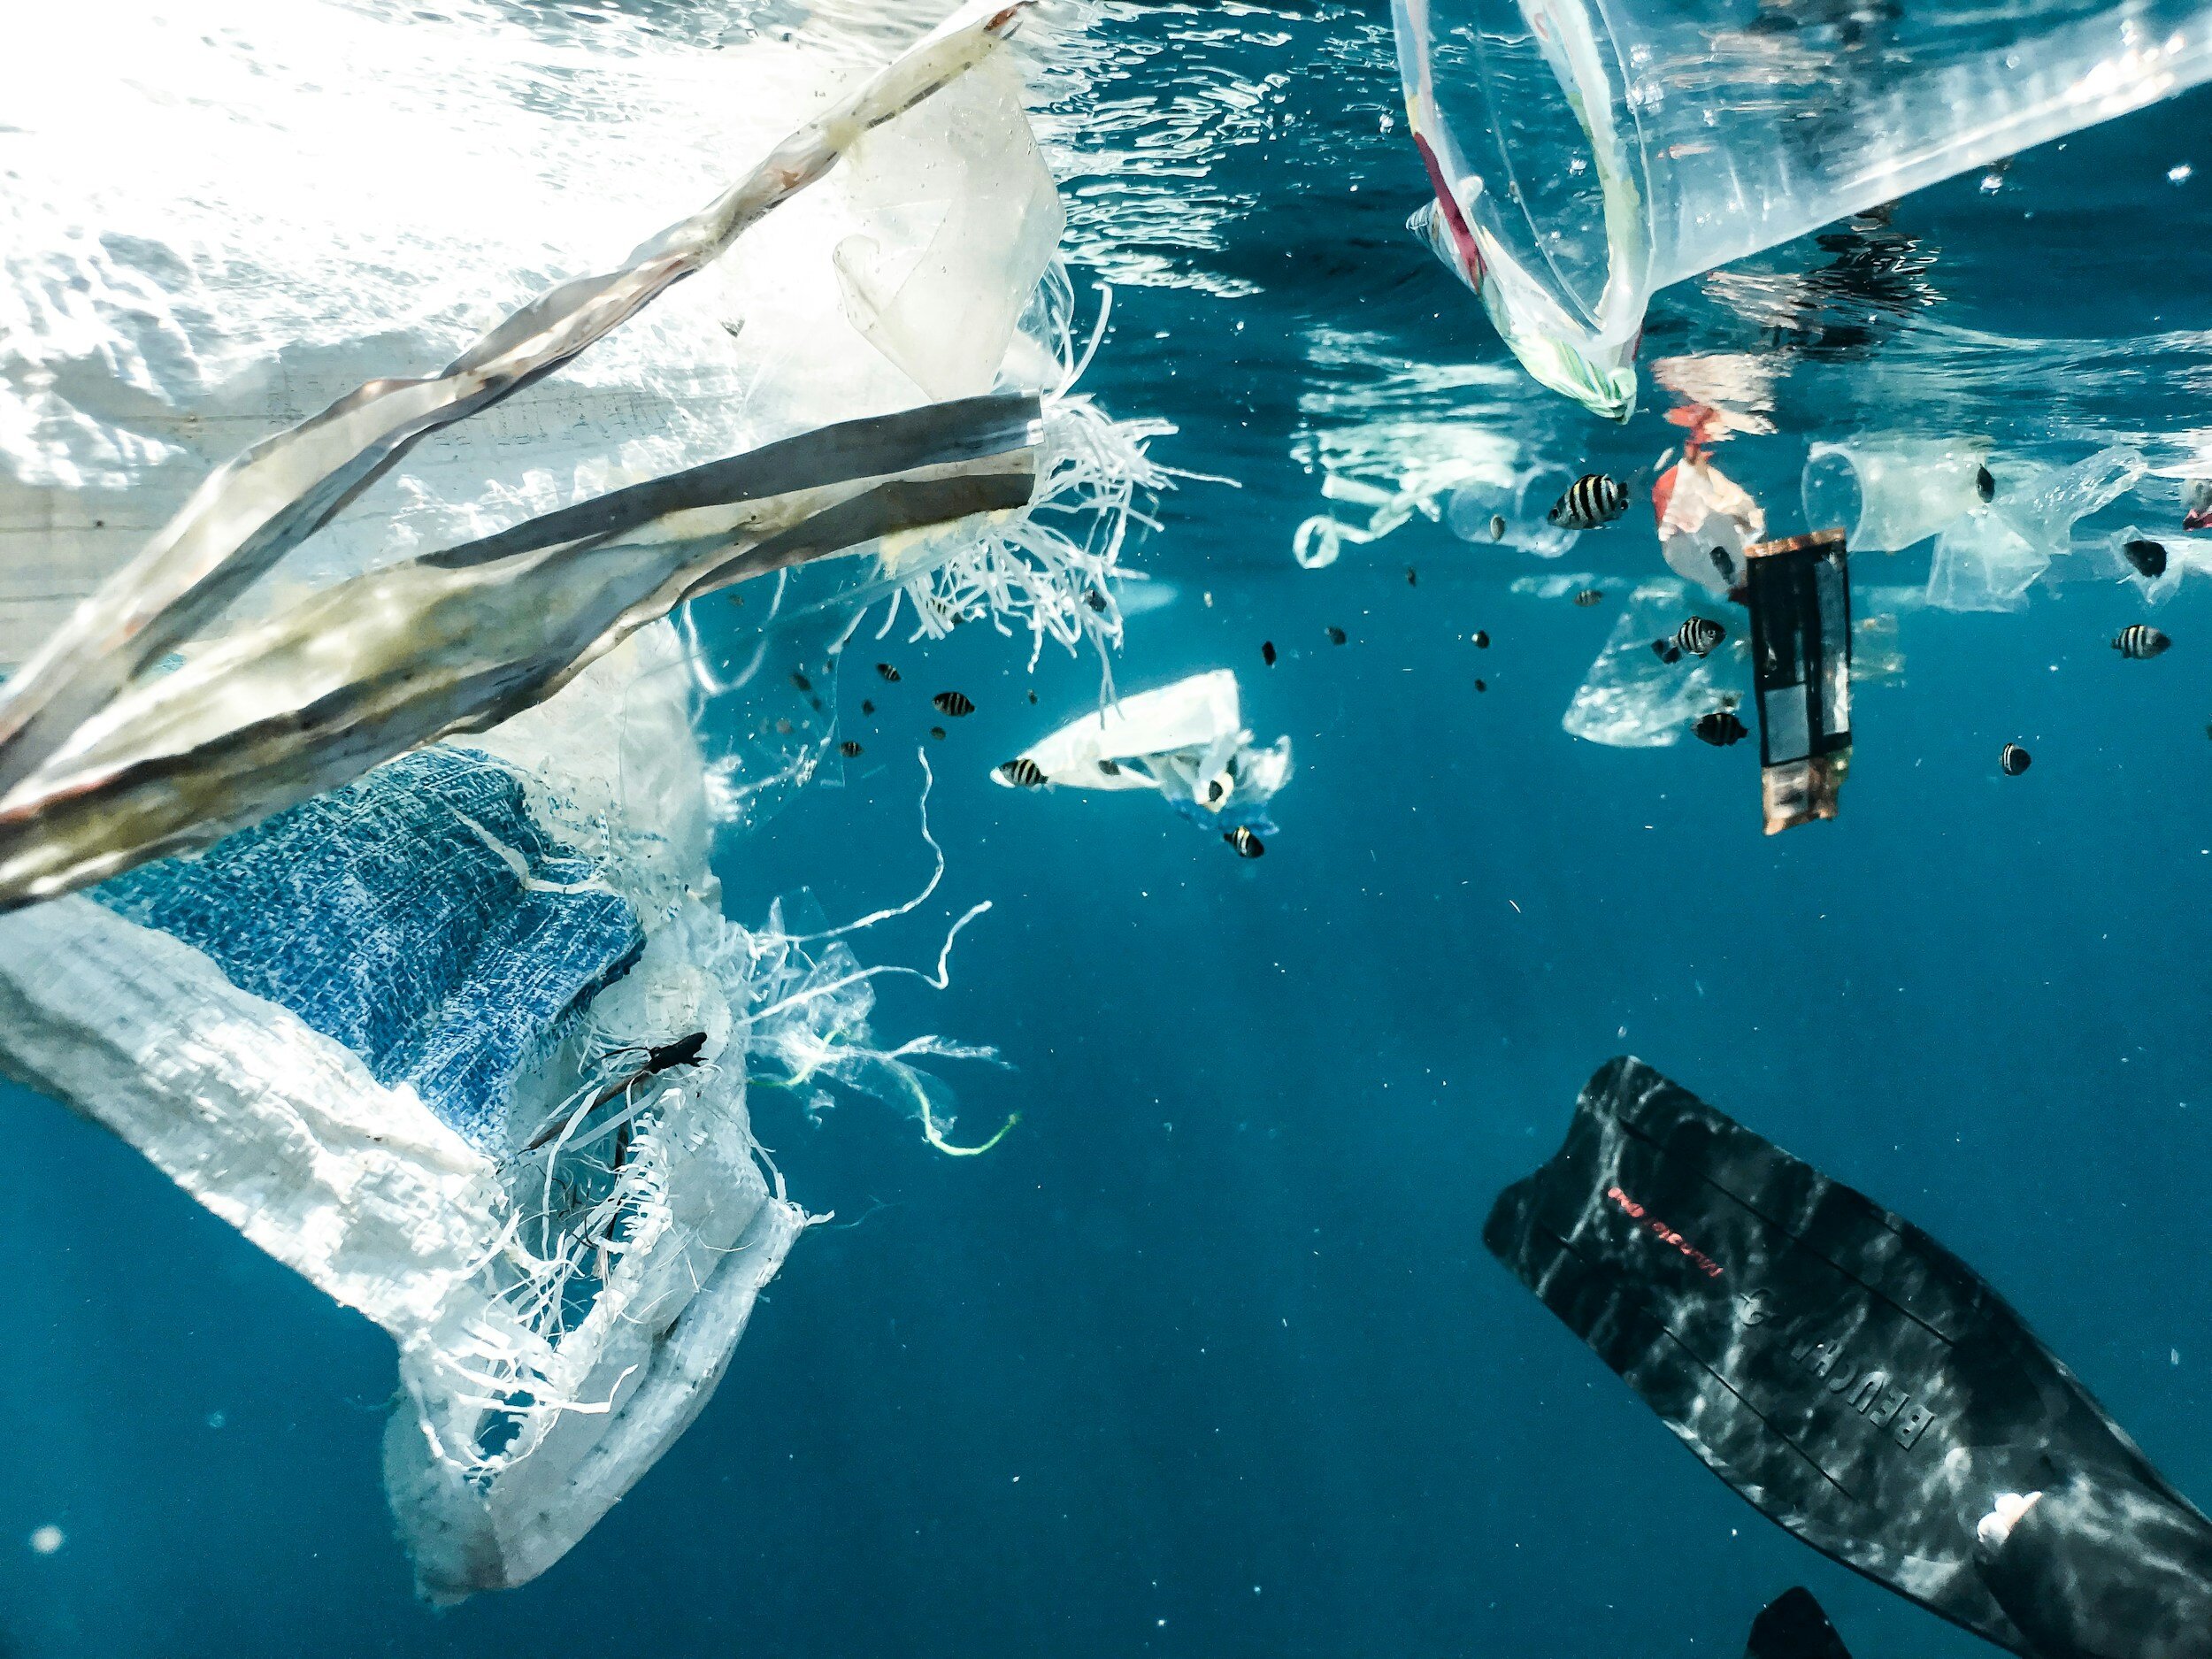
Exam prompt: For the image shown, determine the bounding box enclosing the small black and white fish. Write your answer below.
[791,671,812,693]
[1326,626,1348,644]
[1262,641,1278,666]
[1098,758,1121,776]
[1472,630,1490,649]
[929,726,947,740]
[1709,545,1738,587]
[1085,589,1108,612]
[1473,678,1487,693]
[1976,465,1996,503]
[1661,617,1726,659]
[2123,538,2169,579]
[933,690,975,716]
[999,757,1046,787]
[1488,513,1508,542]
[2000,742,2032,776]
[1225,826,1264,858]
[2114,624,2172,659]
[1572,588,1604,608]
[861,699,875,716]
[1694,709,1748,747]
[839,740,864,757]
[1548,472,1629,530]
[876,662,901,682]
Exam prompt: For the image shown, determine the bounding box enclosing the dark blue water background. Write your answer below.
[5,4,2212,1654]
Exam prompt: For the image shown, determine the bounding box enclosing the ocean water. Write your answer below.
[4,3,2212,1656]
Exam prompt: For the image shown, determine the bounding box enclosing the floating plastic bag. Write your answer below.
[2112,525,2212,603]
[995,669,1292,833]
[1394,0,2212,416]
[1925,446,2143,611]
[1446,465,1581,557]
[1563,581,1748,748]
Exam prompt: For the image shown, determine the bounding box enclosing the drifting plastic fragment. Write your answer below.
[834,58,1065,401]
[1801,437,1992,553]
[995,670,1292,833]
[2112,526,2212,604]
[1393,0,2212,416]
[1747,532,1853,835]
[1563,581,1749,749]
[1924,446,2144,612]
[1445,466,1581,557]
[1293,474,1447,570]
[1654,451,1765,598]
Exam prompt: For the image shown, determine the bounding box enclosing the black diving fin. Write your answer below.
[1486,1056,2212,1659]
[1746,1587,1852,1659]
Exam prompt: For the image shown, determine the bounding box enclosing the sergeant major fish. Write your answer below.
[1548,473,1629,530]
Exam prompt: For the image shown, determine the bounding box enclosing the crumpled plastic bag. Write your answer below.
[1562,580,1749,748]
[995,669,1292,832]
[1925,446,2144,611]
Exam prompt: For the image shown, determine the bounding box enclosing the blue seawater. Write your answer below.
[5,4,2212,1657]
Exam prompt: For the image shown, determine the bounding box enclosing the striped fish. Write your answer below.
[1572,588,1603,608]
[998,757,1046,787]
[1652,616,1726,664]
[1547,473,1629,530]
[1224,826,1265,858]
[2114,624,2171,659]
[839,740,863,757]
[876,662,901,682]
[933,690,975,716]
[1694,709,1747,747]
[2000,742,2031,776]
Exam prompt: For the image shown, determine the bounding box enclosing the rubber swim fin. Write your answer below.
[1486,1056,2212,1659]
[1746,1588,1850,1659]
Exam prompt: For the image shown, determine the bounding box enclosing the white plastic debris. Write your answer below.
[995,669,1292,827]
[1654,450,1765,597]
[2113,525,2212,604]
[1802,436,1991,553]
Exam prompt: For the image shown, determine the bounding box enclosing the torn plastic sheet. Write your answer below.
[0,623,989,1598]
[1925,446,2143,611]
[995,669,1292,833]
[0,0,1039,814]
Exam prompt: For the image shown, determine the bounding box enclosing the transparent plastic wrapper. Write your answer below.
[1925,446,2144,611]
[1393,0,2212,416]
[1802,438,1993,554]
[995,669,1292,833]
[1563,580,1748,748]
[1445,465,1581,557]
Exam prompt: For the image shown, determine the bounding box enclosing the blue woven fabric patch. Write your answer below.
[94,747,642,1151]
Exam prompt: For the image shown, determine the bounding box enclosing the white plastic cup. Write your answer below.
[1445,465,1581,557]
[1801,439,1992,553]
